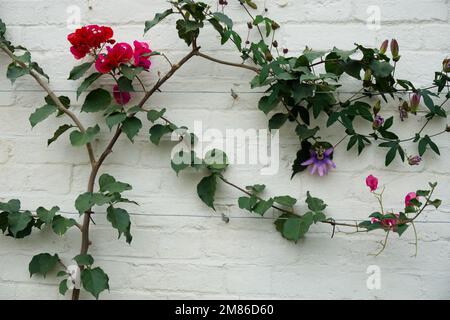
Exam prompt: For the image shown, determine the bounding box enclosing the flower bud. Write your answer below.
[446,124,450,132]
[265,51,273,61]
[379,39,388,55]
[390,39,400,61]
[363,69,372,87]
[443,58,450,73]
[399,101,409,121]
[372,115,384,130]
[373,100,381,115]
[272,40,278,48]
[409,93,421,113]
[408,155,422,166]
[271,21,280,30]
[283,48,289,55]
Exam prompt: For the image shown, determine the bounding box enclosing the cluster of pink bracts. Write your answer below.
[68,25,152,105]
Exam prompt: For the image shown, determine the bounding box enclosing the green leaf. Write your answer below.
[147,108,167,122]
[29,253,59,278]
[105,112,126,130]
[258,95,280,114]
[429,199,442,208]
[252,198,274,215]
[81,267,110,300]
[75,192,114,214]
[59,279,69,295]
[385,145,398,166]
[274,196,297,207]
[36,206,59,224]
[29,104,57,127]
[197,174,217,210]
[47,124,74,146]
[396,224,409,236]
[144,9,174,34]
[82,88,111,113]
[204,149,229,173]
[238,196,258,211]
[99,174,132,194]
[0,19,6,36]
[69,125,100,147]
[305,191,327,212]
[370,60,394,78]
[8,211,32,237]
[73,254,94,266]
[52,215,76,235]
[246,184,266,194]
[268,113,288,130]
[213,12,233,29]
[176,19,202,46]
[68,62,93,80]
[0,199,21,213]
[107,206,132,243]
[279,213,314,242]
[77,73,102,99]
[117,76,134,93]
[0,212,8,233]
[295,125,319,140]
[120,65,144,80]
[75,192,94,214]
[121,117,142,142]
[149,124,172,145]
[7,63,28,83]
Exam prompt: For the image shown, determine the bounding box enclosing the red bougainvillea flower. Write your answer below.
[371,214,400,230]
[405,192,418,207]
[133,41,152,70]
[301,146,335,176]
[113,85,131,105]
[68,25,114,59]
[365,174,378,192]
[95,42,133,73]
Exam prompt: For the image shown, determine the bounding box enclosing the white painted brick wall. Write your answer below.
[0,0,449,299]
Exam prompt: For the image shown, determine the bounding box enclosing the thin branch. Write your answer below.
[195,51,260,73]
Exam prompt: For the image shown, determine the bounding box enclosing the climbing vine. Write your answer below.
[0,0,447,300]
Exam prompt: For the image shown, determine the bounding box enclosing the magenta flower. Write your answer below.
[133,41,152,70]
[113,85,131,105]
[405,192,418,207]
[366,174,378,192]
[301,147,335,176]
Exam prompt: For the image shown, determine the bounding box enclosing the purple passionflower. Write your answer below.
[408,155,422,166]
[372,115,384,130]
[301,146,336,176]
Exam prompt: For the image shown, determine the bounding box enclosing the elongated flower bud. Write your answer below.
[373,100,381,115]
[363,69,372,87]
[379,39,388,54]
[409,93,421,113]
[390,39,400,61]
[443,58,450,73]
